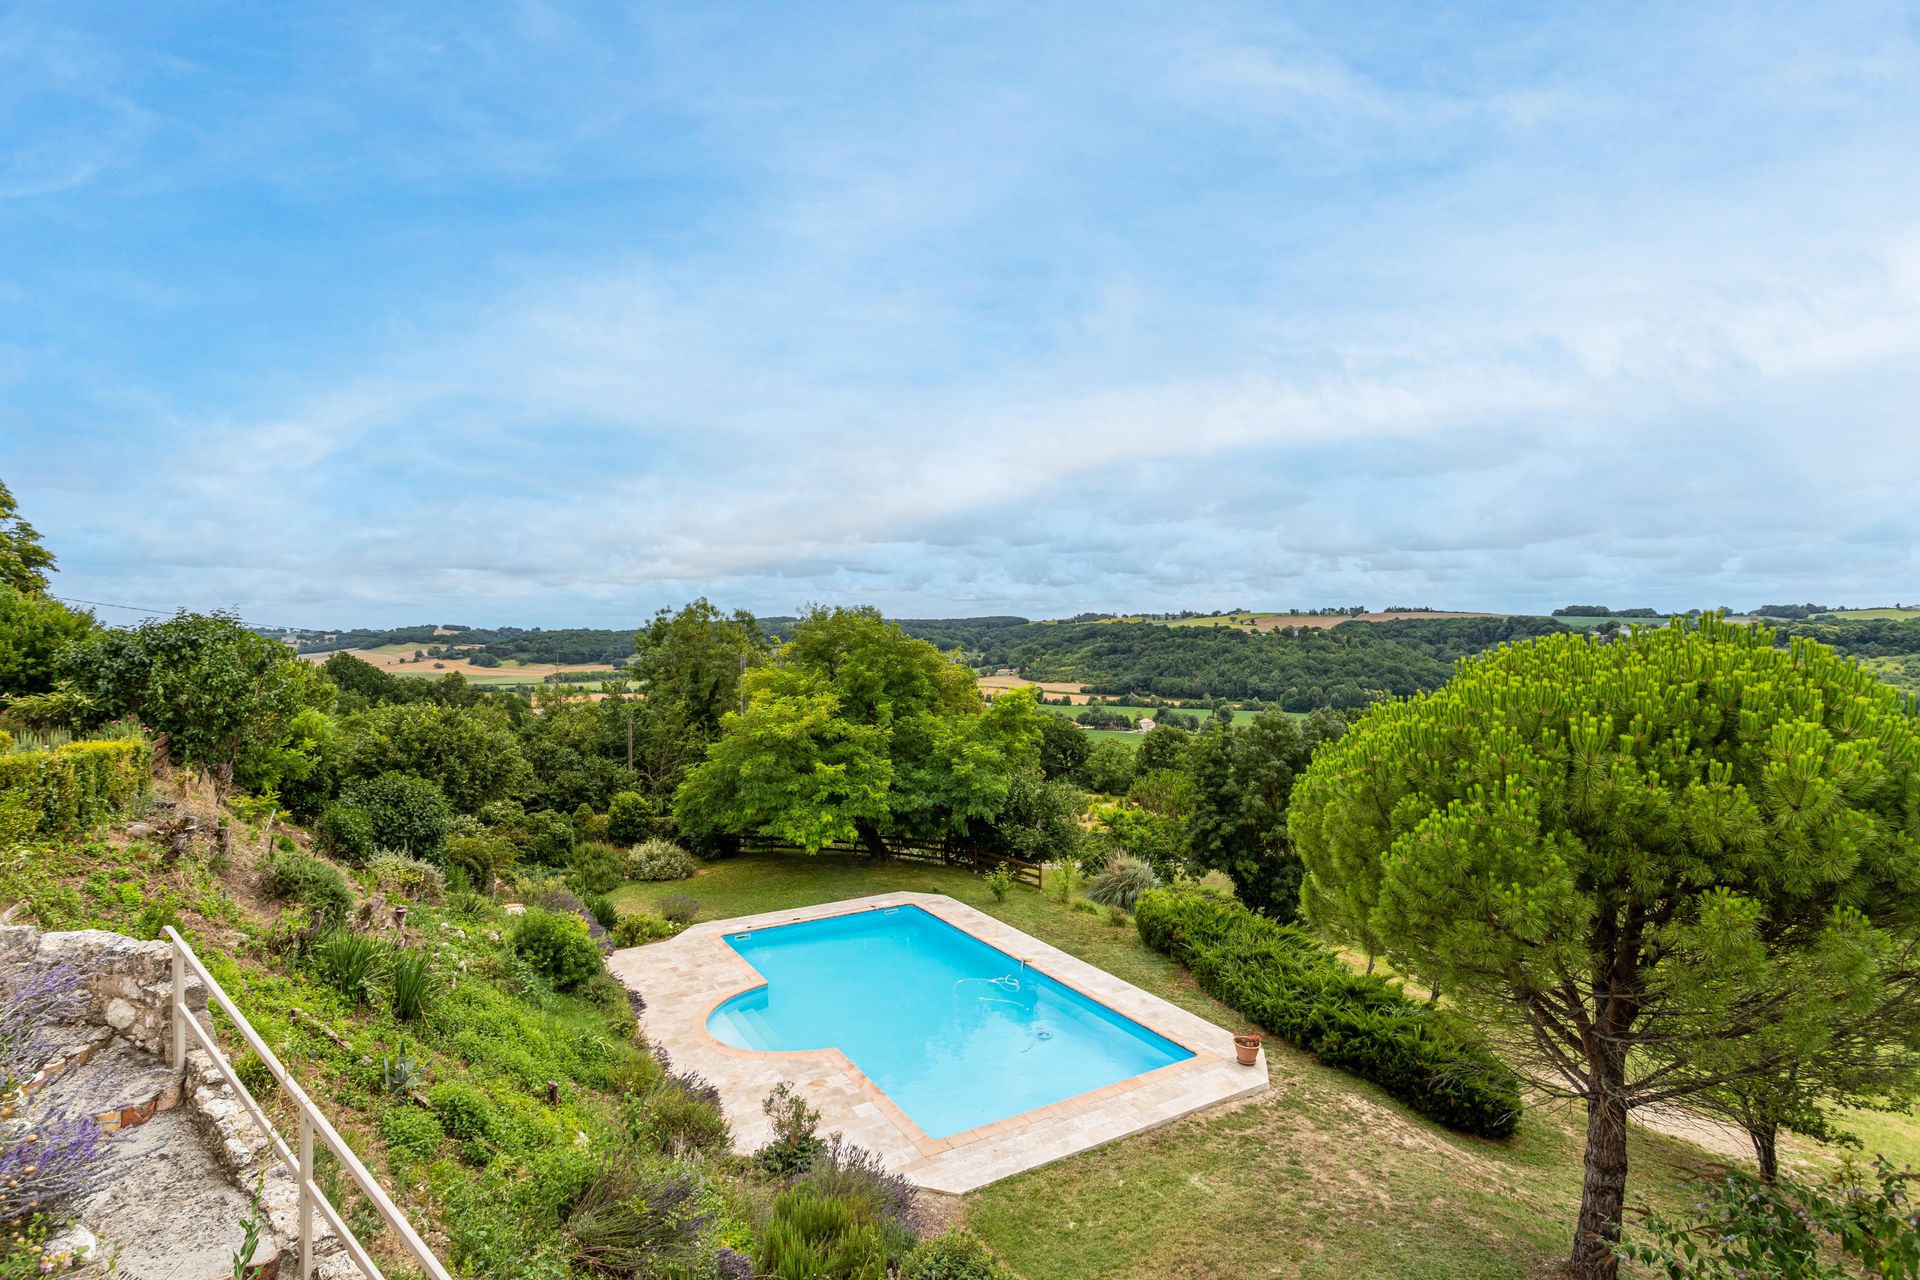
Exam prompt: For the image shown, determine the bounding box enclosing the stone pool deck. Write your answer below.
[607,891,1268,1193]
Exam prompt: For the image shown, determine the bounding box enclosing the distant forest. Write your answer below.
[276,608,1920,706]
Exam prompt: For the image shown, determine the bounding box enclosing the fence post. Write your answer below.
[170,935,186,1072]
[299,1112,314,1279]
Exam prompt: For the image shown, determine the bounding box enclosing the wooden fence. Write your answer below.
[735,834,1043,889]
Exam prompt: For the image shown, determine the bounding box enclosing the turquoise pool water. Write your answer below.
[707,904,1193,1139]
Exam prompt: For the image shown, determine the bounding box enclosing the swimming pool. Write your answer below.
[707,904,1195,1139]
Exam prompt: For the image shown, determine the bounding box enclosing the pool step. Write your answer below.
[717,1004,777,1052]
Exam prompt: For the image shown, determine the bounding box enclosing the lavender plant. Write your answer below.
[0,965,86,1084]
[0,966,104,1231]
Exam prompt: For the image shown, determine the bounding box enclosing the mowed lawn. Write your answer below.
[611,854,1769,1280]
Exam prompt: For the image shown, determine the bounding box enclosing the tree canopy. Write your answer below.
[1186,708,1347,920]
[1289,617,1920,1280]
[0,588,93,698]
[674,606,1045,853]
[0,480,56,595]
[63,610,333,786]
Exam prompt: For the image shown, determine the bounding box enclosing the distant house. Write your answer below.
[993,667,1018,677]
[1137,717,1156,732]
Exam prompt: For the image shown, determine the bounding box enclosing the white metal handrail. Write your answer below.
[164,926,453,1280]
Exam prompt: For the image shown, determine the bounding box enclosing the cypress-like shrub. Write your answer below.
[1134,887,1521,1137]
[0,738,151,837]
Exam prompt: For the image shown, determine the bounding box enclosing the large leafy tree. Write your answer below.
[64,610,334,787]
[340,700,533,813]
[0,588,93,698]
[629,598,768,733]
[622,599,769,803]
[1187,708,1347,922]
[0,480,56,594]
[675,606,1043,854]
[1289,618,1920,1280]
[1036,713,1089,781]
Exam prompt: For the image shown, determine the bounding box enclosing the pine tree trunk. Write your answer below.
[1570,1047,1631,1280]
[1749,1122,1779,1183]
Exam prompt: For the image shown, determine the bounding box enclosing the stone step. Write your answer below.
[71,1106,287,1280]
[25,1035,181,1133]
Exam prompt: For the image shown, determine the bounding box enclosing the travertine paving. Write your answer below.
[607,892,1268,1192]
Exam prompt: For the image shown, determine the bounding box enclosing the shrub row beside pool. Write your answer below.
[1134,887,1523,1138]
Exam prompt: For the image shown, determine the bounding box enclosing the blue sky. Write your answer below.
[3,2,1917,628]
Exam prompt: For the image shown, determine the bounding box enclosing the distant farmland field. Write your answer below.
[1103,610,1510,631]
[1031,703,1281,726]
[1819,608,1920,621]
[304,646,622,688]
[977,673,1090,703]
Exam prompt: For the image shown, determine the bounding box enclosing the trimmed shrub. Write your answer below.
[341,773,451,862]
[624,838,696,882]
[610,913,677,946]
[316,801,378,864]
[1133,888,1521,1137]
[0,737,151,837]
[900,1229,1010,1280]
[512,908,604,991]
[368,850,445,903]
[605,791,657,844]
[1084,853,1160,912]
[565,840,624,895]
[428,1081,496,1144]
[533,888,610,943]
[263,850,354,926]
[443,833,513,893]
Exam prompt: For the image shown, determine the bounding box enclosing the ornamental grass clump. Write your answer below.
[1084,853,1160,912]
[389,948,435,1022]
[310,931,388,1006]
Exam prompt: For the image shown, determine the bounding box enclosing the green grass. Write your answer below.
[613,854,1755,1279]
[1034,703,1273,725]
[1818,608,1920,621]
[1081,728,1143,749]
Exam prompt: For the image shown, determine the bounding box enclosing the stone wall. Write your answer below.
[0,921,210,1058]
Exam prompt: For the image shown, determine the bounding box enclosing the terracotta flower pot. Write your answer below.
[1233,1033,1261,1066]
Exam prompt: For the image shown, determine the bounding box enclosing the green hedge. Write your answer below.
[0,738,152,838]
[1134,887,1521,1137]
